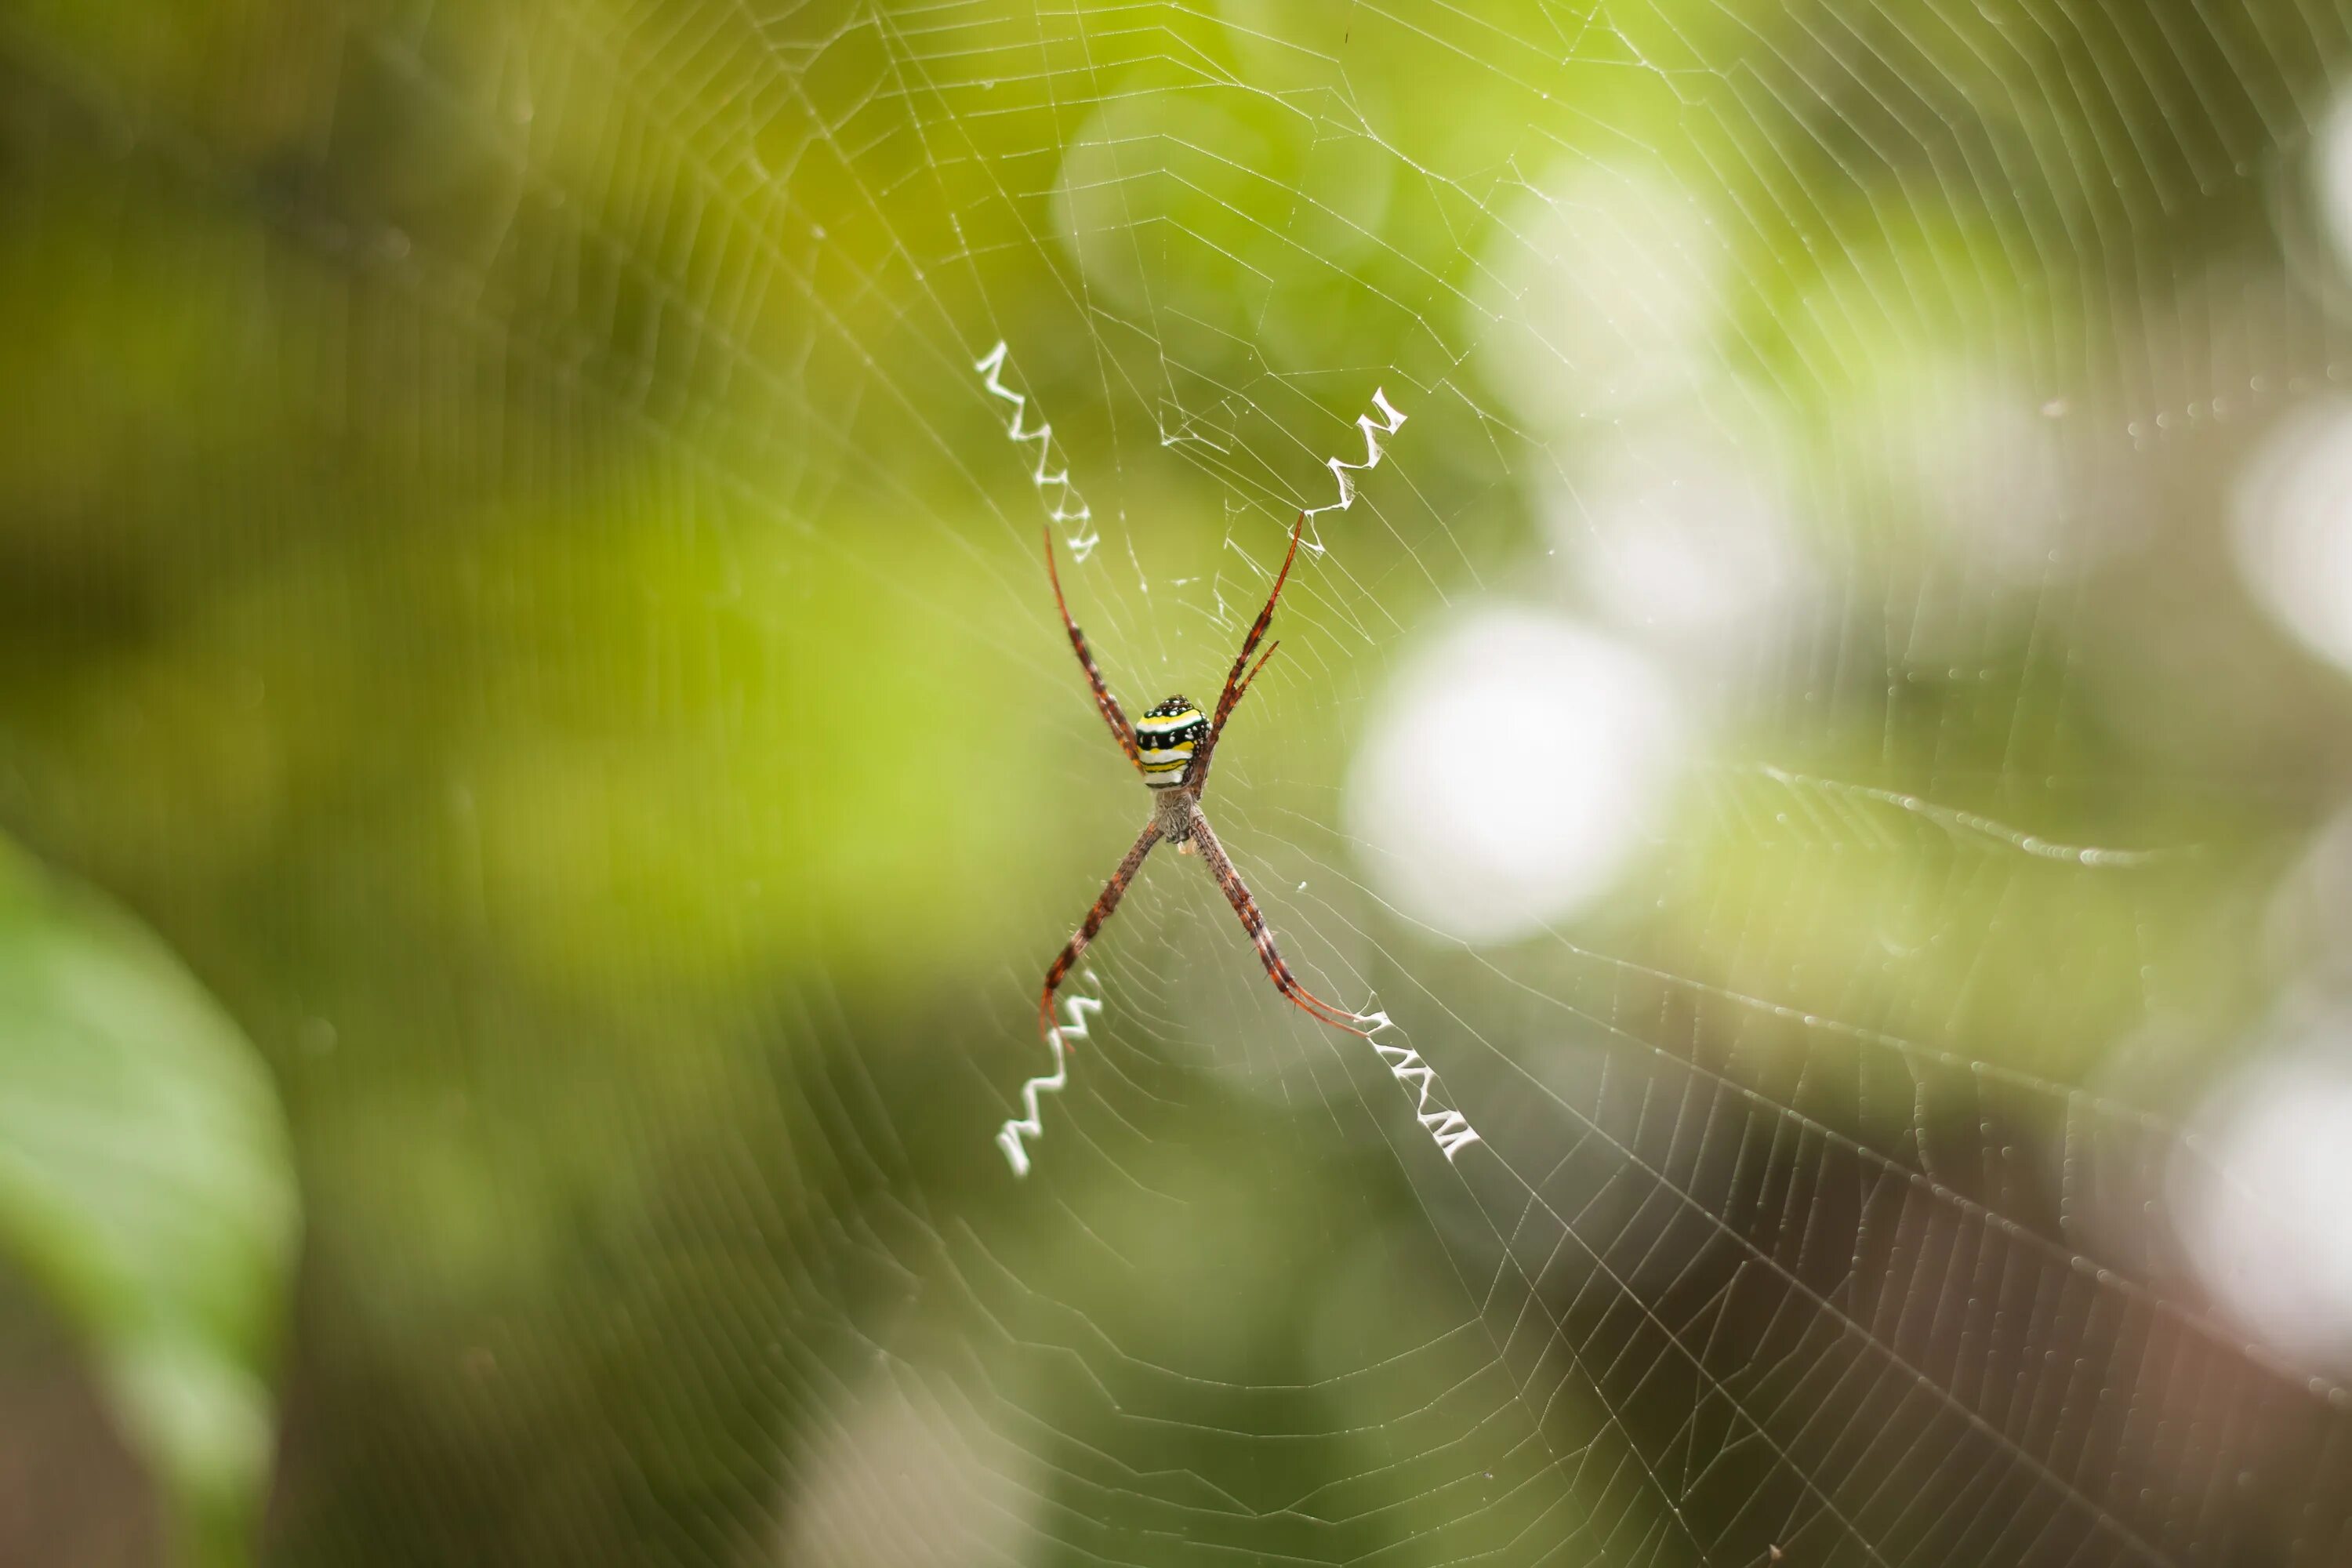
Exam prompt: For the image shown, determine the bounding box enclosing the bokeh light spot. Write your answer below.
[1547,400,1808,658]
[2230,398,2352,676]
[2177,1046,2352,1372]
[1347,609,1687,943]
[2318,82,2352,279]
[1471,162,1726,429]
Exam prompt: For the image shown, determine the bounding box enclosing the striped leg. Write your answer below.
[1190,512,1305,792]
[1043,524,1142,771]
[1040,822,1162,1042]
[1185,806,1374,1035]
[1231,639,1279,709]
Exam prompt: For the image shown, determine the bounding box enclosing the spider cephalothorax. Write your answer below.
[1135,696,1207,788]
[1035,513,1376,1051]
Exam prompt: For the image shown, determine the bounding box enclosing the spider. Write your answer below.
[1036,512,1378,1053]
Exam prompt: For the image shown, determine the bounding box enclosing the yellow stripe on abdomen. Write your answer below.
[1136,697,1205,789]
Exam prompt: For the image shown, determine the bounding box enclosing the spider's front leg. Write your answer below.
[1043,525,1144,771]
[1040,821,1162,1042]
[1189,511,1306,794]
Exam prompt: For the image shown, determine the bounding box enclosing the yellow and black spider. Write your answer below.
[1036,513,1377,1050]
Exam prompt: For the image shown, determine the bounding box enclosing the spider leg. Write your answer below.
[1232,639,1279,707]
[1212,513,1304,733]
[1043,524,1143,771]
[1040,821,1162,1043]
[1188,637,1281,804]
[1185,804,1376,1036]
[1191,511,1306,791]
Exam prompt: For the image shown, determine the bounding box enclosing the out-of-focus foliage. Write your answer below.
[0,834,296,1567]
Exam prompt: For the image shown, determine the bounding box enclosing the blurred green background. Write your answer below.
[5,1,2352,1565]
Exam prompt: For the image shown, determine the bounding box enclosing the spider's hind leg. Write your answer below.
[1039,821,1163,1043]
[1185,804,1379,1037]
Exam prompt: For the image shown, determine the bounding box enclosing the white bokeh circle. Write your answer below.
[2175,1038,2352,1372]
[1470,161,1727,430]
[2318,80,2352,281]
[1346,608,1687,943]
[2230,398,2352,677]
[1546,397,1808,657]
[1842,355,2078,580]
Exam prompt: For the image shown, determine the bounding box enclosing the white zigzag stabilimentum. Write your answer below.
[996,973,1103,1178]
[1367,1018,1483,1163]
[1302,387,1408,544]
[975,340,1099,561]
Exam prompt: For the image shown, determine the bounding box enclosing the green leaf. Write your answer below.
[0,836,299,1567]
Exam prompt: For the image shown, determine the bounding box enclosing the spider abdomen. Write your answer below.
[1136,696,1207,789]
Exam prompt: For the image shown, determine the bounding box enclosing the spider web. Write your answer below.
[5,1,2352,1565]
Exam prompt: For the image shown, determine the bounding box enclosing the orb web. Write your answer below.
[4,1,2352,1565]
